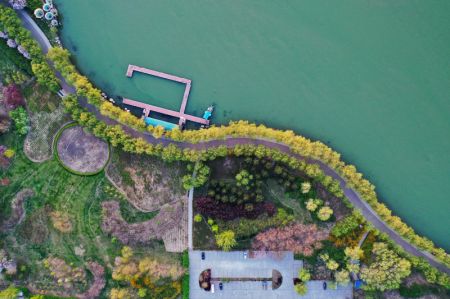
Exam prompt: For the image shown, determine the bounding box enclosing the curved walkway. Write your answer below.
[13,5,449,274]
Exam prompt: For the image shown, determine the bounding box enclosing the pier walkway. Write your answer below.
[125,65,206,126]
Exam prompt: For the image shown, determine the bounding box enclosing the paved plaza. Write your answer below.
[189,250,353,299]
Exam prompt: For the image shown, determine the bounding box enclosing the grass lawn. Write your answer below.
[193,217,216,250]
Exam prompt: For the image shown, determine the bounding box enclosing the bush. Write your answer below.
[217,208,294,239]
[181,250,189,269]
[3,84,24,109]
[331,212,363,238]
[9,106,28,135]
[317,206,333,221]
[182,274,189,299]
[3,149,15,158]
[216,230,237,251]
[194,214,202,223]
[399,283,434,298]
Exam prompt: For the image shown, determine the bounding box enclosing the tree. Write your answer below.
[335,270,350,285]
[0,285,20,299]
[110,288,133,299]
[252,223,328,256]
[235,169,253,187]
[3,84,24,109]
[31,62,60,92]
[9,106,28,135]
[294,283,307,295]
[317,206,333,221]
[331,212,362,237]
[9,0,26,10]
[306,198,322,212]
[301,181,311,193]
[194,214,202,223]
[360,242,411,291]
[215,230,237,251]
[344,246,363,261]
[298,268,311,282]
[320,253,339,271]
[3,149,15,158]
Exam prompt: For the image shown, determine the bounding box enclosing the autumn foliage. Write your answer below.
[2,84,24,109]
[50,211,73,233]
[252,223,328,256]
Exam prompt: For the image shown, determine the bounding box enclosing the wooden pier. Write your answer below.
[122,98,209,126]
[124,65,209,126]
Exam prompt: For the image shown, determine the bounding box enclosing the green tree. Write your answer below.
[215,230,237,251]
[344,246,363,261]
[9,106,28,135]
[298,268,311,282]
[294,283,307,295]
[0,285,20,299]
[194,214,202,223]
[360,242,411,291]
[301,181,311,193]
[335,270,350,285]
[235,169,253,187]
[317,206,333,221]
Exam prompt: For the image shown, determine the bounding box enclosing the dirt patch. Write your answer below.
[106,150,186,212]
[101,199,187,252]
[1,189,34,230]
[17,206,50,244]
[24,104,70,162]
[56,125,109,174]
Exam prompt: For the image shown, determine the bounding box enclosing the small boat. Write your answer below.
[202,105,214,120]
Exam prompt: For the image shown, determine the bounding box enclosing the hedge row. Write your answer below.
[0,5,59,91]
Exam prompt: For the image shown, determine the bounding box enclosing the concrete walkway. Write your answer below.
[10,3,449,274]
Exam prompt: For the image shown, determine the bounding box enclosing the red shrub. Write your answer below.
[252,223,329,256]
[195,197,276,221]
[3,84,24,109]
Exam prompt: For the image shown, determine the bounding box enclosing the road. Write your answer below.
[11,3,449,274]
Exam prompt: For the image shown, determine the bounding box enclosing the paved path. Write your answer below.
[11,4,449,274]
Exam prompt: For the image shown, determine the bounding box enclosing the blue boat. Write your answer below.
[202,105,214,120]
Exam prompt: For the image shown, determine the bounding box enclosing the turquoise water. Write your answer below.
[57,0,450,250]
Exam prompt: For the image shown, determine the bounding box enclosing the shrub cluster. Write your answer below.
[217,208,295,239]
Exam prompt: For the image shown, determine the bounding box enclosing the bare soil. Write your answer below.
[1,188,34,230]
[106,150,186,212]
[101,199,187,252]
[56,125,109,174]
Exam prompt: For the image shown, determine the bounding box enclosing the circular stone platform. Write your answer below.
[55,124,110,175]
